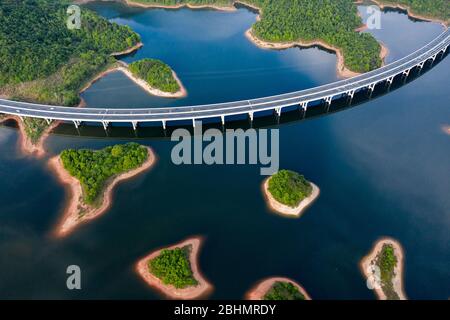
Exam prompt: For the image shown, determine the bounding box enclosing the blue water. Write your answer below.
[0,3,448,299]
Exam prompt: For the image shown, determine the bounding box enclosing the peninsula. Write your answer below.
[360,238,407,300]
[49,143,155,237]
[246,277,311,300]
[262,170,319,218]
[136,237,213,299]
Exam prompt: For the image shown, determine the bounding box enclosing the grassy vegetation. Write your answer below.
[376,244,400,300]
[268,170,312,208]
[135,0,383,73]
[60,143,148,205]
[376,0,449,23]
[264,281,306,300]
[129,59,180,93]
[149,246,198,289]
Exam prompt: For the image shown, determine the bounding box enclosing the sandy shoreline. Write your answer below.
[135,237,213,300]
[360,237,407,300]
[372,0,449,28]
[80,61,187,98]
[246,29,389,78]
[262,178,320,218]
[0,115,59,158]
[49,146,156,238]
[246,277,311,300]
[110,42,143,56]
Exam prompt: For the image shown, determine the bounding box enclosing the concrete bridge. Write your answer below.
[1,28,449,130]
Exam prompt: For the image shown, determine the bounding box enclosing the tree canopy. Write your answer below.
[149,246,198,289]
[264,281,306,300]
[60,143,148,205]
[268,170,313,207]
[129,59,180,93]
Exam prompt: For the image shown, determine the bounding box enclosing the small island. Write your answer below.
[135,237,212,300]
[360,238,407,300]
[49,143,155,237]
[246,277,311,300]
[262,170,320,218]
[442,125,450,136]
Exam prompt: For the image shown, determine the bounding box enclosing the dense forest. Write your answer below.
[60,143,148,205]
[376,0,449,23]
[0,0,140,106]
[376,244,400,300]
[264,281,306,300]
[149,246,198,289]
[136,0,383,73]
[268,170,312,207]
[129,59,180,93]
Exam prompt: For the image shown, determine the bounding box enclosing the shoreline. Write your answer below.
[49,146,156,238]
[372,0,449,28]
[90,0,388,78]
[360,237,407,300]
[246,277,311,300]
[442,125,450,136]
[135,236,213,300]
[246,29,389,78]
[110,42,143,56]
[80,61,187,98]
[0,115,59,158]
[262,178,320,218]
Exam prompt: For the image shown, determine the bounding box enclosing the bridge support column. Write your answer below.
[221,115,225,126]
[324,96,332,106]
[417,61,425,74]
[386,76,394,90]
[300,101,308,111]
[132,121,138,131]
[73,120,81,129]
[249,112,254,122]
[275,107,282,117]
[102,121,109,131]
[45,118,51,125]
[192,119,196,128]
[162,120,166,130]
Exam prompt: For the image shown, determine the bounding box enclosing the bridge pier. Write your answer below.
[73,120,81,129]
[102,121,109,131]
[192,119,196,128]
[324,96,332,106]
[300,101,308,111]
[221,115,225,126]
[417,61,426,74]
[162,120,167,130]
[275,107,282,117]
[249,111,254,122]
[45,118,51,125]
[132,121,138,131]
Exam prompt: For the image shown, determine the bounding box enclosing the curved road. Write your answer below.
[1,28,449,129]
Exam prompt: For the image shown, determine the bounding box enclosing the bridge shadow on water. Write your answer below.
[1,50,448,141]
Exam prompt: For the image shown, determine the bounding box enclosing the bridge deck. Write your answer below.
[1,28,449,124]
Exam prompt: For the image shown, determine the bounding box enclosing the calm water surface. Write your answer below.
[0,3,448,299]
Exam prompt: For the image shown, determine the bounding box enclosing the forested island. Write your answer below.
[246,277,311,300]
[136,237,213,299]
[0,0,143,152]
[49,143,155,237]
[374,0,449,25]
[128,59,187,97]
[360,238,407,300]
[262,170,319,218]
